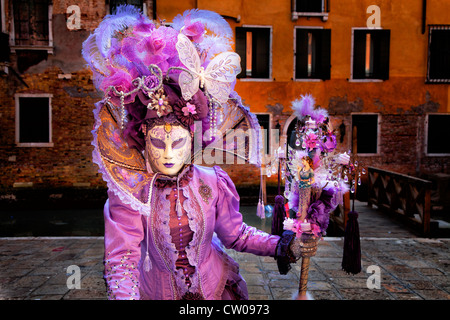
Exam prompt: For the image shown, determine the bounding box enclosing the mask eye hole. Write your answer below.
[172,137,187,149]
[150,137,165,149]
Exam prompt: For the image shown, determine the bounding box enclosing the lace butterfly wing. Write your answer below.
[176,33,201,101]
[203,52,241,104]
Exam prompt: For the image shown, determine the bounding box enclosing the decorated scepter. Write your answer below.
[276,94,350,300]
[295,155,316,299]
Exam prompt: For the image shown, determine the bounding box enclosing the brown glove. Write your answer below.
[289,233,319,258]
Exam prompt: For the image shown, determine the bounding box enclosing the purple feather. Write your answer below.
[172,9,232,39]
[291,94,315,119]
[310,107,328,123]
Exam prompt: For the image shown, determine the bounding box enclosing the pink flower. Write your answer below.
[320,133,337,153]
[100,67,133,93]
[182,19,205,43]
[305,132,318,150]
[182,102,197,116]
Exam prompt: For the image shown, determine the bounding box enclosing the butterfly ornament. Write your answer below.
[174,32,242,105]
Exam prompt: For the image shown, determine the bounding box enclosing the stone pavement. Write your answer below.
[0,236,449,300]
[0,201,449,300]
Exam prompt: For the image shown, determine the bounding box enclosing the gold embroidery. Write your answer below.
[198,179,212,204]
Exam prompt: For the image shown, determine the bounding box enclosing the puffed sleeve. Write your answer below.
[103,190,144,300]
[213,166,280,256]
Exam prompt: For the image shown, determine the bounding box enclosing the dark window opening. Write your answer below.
[18,97,50,143]
[236,27,271,79]
[295,0,324,13]
[353,29,390,80]
[352,114,378,154]
[13,0,49,46]
[427,114,450,154]
[256,114,271,154]
[427,26,450,83]
[295,28,331,80]
[0,32,10,62]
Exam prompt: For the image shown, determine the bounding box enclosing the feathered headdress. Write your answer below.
[82,5,261,159]
[82,6,264,213]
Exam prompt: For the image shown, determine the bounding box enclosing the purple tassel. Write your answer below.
[271,195,286,236]
[341,211,361,275]
[257,199,265,219]
[143,252,152,272]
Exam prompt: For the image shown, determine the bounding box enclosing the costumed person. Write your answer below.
[82,6,317,300]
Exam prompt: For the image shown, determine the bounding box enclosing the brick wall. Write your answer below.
[0,67,103,189]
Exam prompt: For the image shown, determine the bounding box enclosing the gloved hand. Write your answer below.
[289,233,319,259]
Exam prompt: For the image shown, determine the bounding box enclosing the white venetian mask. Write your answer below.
[145,123,192,176]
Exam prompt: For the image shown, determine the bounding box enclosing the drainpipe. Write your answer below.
[422,0,427,35]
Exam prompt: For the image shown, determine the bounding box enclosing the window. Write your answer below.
[15,94,53,147]
[292,0,329,21]
[351,114,379,154]
[235,27,271,80]
[11,0,52,51]
[352,29,390,81]
[426,25,450,83]
[425,114,450,155]
[109,0,144,14]
[256,114,271,155]
[295,0,325,13]
[295,28,331,80]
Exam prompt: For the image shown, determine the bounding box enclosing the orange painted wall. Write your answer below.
[156,0,449,115]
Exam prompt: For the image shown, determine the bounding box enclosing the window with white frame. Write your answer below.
[235,26,271,80]
[425,114,450,155]
[352,29,390,81]
[294,27,331,80]
[11,0,53,52]
[292,0,328,21]
[15,93,53,147]
[426,25,450,84]
[351,114,379,154]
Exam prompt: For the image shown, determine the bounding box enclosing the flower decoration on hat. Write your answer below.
[182,102,197,116]
[148,87,172,117]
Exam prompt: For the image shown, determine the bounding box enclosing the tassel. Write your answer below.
[176,199,183,217]
[257,167,265,219]
[143,252,152,272]
[271,195,286,236]
[176,179,182,217]
[341,211,361,274]
[257,199,265,219]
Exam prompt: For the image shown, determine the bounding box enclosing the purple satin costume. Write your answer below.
[103,164,280,300]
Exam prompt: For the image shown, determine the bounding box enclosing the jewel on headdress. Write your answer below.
[164,122,172,133]
[148,87,173,117]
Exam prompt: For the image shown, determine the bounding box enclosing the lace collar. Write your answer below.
[154,165,194,189]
